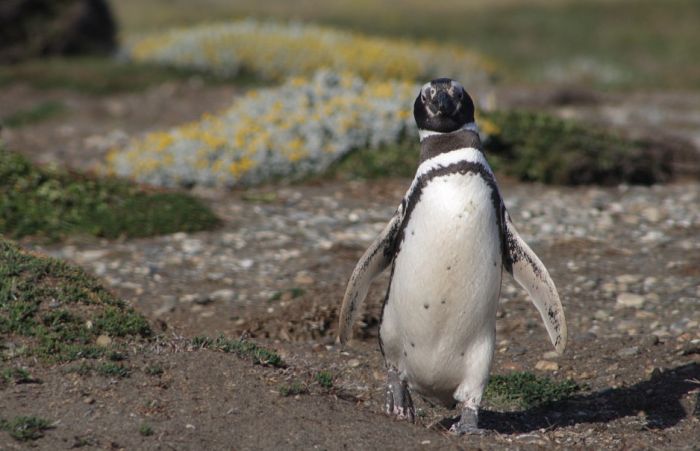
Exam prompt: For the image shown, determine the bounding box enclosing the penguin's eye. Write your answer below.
[455,89,463,99]
[430,87,436,97]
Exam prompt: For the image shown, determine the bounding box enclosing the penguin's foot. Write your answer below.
[385,368,415,423]
[449,406,485,435]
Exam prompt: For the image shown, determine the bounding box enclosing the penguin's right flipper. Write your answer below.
[338,203,404,345]
[503,211,568,354]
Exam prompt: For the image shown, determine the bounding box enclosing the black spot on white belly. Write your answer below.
[423,303,429,309]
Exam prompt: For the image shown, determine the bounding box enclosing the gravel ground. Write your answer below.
[3,81,700,449]
[18,176,700,449]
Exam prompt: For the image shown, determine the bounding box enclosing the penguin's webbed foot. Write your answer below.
[385,368,415,423]
[449,406,485,435]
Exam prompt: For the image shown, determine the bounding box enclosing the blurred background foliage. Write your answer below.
[112,0,700,90]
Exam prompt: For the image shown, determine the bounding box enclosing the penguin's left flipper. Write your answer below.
[338,203,404,345]
[503,211,568,354]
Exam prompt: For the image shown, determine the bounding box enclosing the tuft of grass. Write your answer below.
[0,238,151,362]
[96,362,131,378]
[484,371,580,410]
[278,381,307,397]
[0,416,52,441]
[144,364,164,376]
[191,335,284,368]
[1,101,67,128]
[1,367,39,384]
[315,371,334,389]
[0,148,220,241]
[139,423,154,437]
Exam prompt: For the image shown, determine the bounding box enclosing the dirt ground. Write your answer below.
[1,81,699,450]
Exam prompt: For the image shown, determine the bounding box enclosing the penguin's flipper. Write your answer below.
[503,211,567,354]
[338,203,404,345]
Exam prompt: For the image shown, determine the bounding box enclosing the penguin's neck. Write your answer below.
[418,124,482,164]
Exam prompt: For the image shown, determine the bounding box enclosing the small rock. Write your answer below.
[96,335,112,347]
[154,296,178,317]
[347,359,361,368]
[181,239,203,254]
[616,293,645,308]
[294,272,315,285]
[83,397,95,405]
[617,346,639,358]
[616,274,641,284]
[542,351,560,360]
[239,259,254,270]
[180,294,204,304]
[209,289,236,303]
[535,360,559,372]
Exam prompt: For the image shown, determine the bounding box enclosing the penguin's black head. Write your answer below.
[413,78,475,133]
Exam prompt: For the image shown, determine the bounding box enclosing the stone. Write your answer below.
[616,293,645,308]
[617,346,639,358]
[209,289,236,303]
[535,360,559,371]
[96,335,112,347]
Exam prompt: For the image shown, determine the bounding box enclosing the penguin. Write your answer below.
[338,78,567,434]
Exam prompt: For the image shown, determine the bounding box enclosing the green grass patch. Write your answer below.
[0,148,220,240]
[278,381,307,397]
[482,110,671,185]
[0,416,52,441]
[1,101,67,128]
[139,423,154,437]
[0,238,151,362]
[1,367,39,384]
[484,371,580,410]
[96,362,131,378]
[314,370,333,389]
[0,57,263,95]
[144,364,164,376]
[330,110,672,185]
[191,335,284,368]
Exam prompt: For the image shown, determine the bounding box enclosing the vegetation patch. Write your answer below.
[484,371,580,410]
[0,416,52,441]
[314,371,334,389]
[330,111,673,185]
[1,367,39,385]
[0,238,151,362]
[124,19,493,84]
[139,423,154,437]
[482,110,672,185]
[96,362,131,378]
[191,335,284,368]
[108,71,416,188]
[1,101,67,128]
[0,148,220,240]
[278,381,307,397]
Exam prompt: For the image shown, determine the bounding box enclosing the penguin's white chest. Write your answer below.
[380,171,502,405]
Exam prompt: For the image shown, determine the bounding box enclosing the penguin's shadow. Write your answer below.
[473,362,699,434]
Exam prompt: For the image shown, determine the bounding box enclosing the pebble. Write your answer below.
[535,360,559,371]
[616,293,645,308]
[96,335,112,347]
[209,289,236,303]
[347,359,361,368]
[616,346,639,358]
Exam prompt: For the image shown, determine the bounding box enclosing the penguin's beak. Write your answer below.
[434,90,455,115]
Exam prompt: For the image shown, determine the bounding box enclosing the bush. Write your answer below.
[0,148,220,240]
